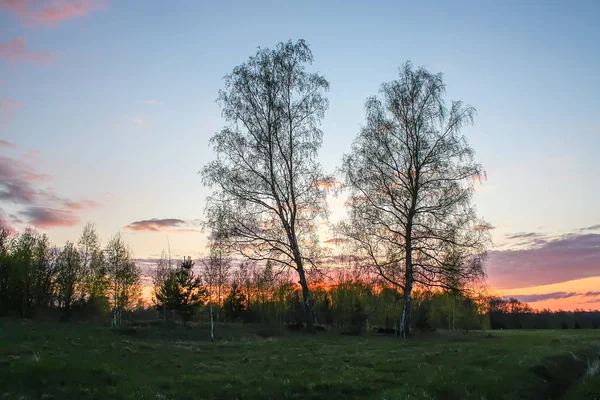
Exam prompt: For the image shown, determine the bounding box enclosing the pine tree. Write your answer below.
[223,282,246,322]
[175,257,207,325]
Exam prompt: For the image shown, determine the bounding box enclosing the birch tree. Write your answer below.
[105,233,140,326]
[55,241,83,320]
[201,214,232,339]
[152,249,174,320]
[338,62,490,338]
[78,222,108,301]
[201,39,331,332]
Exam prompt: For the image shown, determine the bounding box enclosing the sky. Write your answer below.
[1,0,599,310]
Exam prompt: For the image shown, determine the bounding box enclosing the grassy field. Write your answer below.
[0,319,599,400]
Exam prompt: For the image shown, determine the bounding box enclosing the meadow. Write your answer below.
[0,319,599,400]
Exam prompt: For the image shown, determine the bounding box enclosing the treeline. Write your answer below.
[2,220,598,334]
[0,222,141,325]
[488,297,600,330]
[155,249,600,333]
[152,257,600,334]
[151,257,487,334]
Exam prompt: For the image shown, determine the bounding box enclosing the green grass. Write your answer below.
[0,319,599,400]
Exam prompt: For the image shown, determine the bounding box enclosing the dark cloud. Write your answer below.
[505,232,545,240]
[578,298,600,305]
[20,206,80,228]
[506,292,578,303]
[124,218,187,232]
[487,233,600,289]
[473,224,496,231]
[580,224,600,231]
[584,291,600,297]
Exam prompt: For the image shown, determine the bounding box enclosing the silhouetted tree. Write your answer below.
[174,257,207,325]
[201,213,232,338]
[78,222,108,302]
[338,62,490,337]
[55,241,83,320]
[31,233,58,311]
[201,39,331,332]
[10,228,39,317]
[224,282,246,322]
[152,249,175,320]
[153,268,179,320]
[105,233,140,327]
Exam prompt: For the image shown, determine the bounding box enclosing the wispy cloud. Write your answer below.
[0,140,16,148]
[0,38,55,64]
[20,206,79,228]
[0,155,99,229]
[62,199,98,210]
[124,218,187,232]
[143,99,158,105]
[0,156,50,203]
[580,224,600,232]
[473,224,496,231]
[506,291,578,303]
[505,232,545,240]
[0,99,21,119]
[0,0,106,26]
[132,118,144,125]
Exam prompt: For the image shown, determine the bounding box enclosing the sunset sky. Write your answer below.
[1,0,599,310]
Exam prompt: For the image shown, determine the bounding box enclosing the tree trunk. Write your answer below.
[400,226,414,339]
[400,211,416,339]
[210,303,215,341]
[452,296,455,333]
[296,263,315,333]
[400,277,412,339]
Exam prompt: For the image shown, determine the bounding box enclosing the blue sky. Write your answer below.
[1,0,599,308]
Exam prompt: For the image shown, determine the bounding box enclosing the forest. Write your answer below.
[1,205,598,335]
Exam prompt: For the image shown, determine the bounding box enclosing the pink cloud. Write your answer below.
[36,188,99,211]
[132,118,143,125]
[0,140,17,148]
[0,38,55,64]
[143,100,158,104]
[62,199,98,210]
[20,206,80,228]
[0,156,49,203]
[0,99,20,119]
[0,0,106,26]
[124,218,186,232]
[0,155,99,230]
